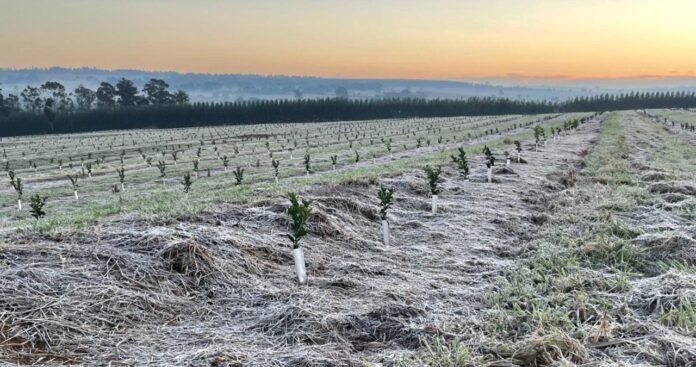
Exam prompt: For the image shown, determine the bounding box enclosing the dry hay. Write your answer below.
[641,171,670,182]
[633,233,696,263]
[493,166,517,175]
[648,182,696,196]
[160,240,218,285]
[660,192,690,203]
[496,331,588,365]
[6,119,688,365]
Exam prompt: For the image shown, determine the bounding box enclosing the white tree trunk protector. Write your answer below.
[293,248,307,284]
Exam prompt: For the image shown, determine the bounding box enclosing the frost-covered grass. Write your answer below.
[2,113,591,231]
[478,111,696,365]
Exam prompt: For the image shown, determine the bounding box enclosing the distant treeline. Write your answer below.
[1,89,695,137]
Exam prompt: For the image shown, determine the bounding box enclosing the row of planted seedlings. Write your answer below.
[0,113,513,178]
[0,114,504,192]
[257,117,597,284]
[4,162,128,212]
[4,110,544,191]
[8,110,564,179]
[0,114,493,170]
[1,113,594,218]
[1,112,527,161]
[640,110,696,133]
[0,114,561,211]
[147,113,555,190]
[0,115,583,217]
[2,111,539,202]
[4,112,597,272]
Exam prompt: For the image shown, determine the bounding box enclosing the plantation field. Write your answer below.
[1,113,588,232]
[2,110,696,365]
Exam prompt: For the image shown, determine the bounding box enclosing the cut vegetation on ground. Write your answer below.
[1,110,695,365]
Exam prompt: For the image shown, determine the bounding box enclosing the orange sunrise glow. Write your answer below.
[1,0,695,80]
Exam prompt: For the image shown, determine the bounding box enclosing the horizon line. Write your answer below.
[2,65,696,83]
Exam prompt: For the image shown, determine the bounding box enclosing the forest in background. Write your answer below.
[1,77,696,137]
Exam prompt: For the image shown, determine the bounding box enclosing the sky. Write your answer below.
[1,0,696,81]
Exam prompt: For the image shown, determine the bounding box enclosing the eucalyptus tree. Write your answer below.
[115,78,139,107]
[96,81,116,107]
[143,78,173,104]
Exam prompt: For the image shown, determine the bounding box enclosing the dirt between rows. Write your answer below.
[0,121,600,365]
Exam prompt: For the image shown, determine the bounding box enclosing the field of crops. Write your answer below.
[0,113,590,232]
[2,110,696,365]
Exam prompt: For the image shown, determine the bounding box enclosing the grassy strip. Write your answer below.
[431,112,696,365]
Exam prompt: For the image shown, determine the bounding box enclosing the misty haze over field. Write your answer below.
[3,67,696,104]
